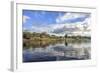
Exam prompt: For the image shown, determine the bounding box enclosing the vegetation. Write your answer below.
[23,31,91,48]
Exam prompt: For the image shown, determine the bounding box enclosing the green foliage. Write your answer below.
[23,32,32,39]
[23,31,91,48]
[65,34,68,38]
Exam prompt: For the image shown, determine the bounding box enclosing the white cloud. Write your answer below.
[56,13,91,31]
[30,25,51,33]
[23,15,30,23]
[23,13,90,37]
[51,15,91,36]
[56,12,88,23]
[23,21,91,36]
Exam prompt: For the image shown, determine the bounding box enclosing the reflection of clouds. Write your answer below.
[31,43,90,59]
[68,43,91,49]
[51,43,90,59]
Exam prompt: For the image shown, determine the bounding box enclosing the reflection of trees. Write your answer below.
[23,31,65,48]
[23,40,64,49]
[23,31,91,49]
[65,41,68,46]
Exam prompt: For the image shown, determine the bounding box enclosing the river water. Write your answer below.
[23,42,91,62]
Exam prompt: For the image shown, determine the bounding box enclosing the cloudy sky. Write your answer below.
[22,10,91,36]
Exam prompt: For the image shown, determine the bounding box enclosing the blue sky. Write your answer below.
[22,10,91,36]
[23,10,65,28]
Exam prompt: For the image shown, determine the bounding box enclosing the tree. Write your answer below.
[65,34,68,38]
[23,32,32,39]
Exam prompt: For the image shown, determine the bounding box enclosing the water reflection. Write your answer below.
[23,41,91,62]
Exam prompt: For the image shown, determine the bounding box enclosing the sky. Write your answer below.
[22,10,91,36]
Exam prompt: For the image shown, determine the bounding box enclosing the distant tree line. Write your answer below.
[23,31,91,40]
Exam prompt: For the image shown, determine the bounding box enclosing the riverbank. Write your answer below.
[23,31,91,48]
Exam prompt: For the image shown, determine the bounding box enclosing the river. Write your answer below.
[23,41,91,62]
